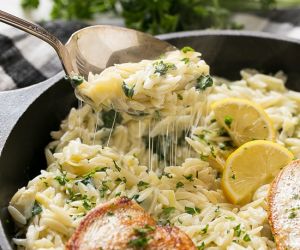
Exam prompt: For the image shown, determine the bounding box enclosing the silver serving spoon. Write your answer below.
[0,10,175,79]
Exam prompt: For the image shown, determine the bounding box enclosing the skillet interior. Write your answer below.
[1,30,300,249]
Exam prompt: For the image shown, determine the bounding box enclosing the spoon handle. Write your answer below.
[0,10,72,74]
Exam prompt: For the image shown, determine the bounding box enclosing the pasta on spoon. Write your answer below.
[75,48,211,116]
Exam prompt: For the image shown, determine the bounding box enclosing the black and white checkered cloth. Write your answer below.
[0,9,300,91]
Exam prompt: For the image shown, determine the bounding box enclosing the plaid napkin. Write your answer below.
[0,9,300,91]
[0,21,87,90]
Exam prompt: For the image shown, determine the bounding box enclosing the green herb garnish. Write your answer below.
[153,61,176,76]
[162,207,175,217]
[65,75,84,87]
[181,46,195,53]
[183,174,194,181]
[99,181,109,198]
[289,211,297,219]
[137,181,150,190]
[185,206,200,215]
[292,194,300,200]
[234,224,242,237]
[102,110,122,128]
[201,224,209,234]
[243,233,251,242]
[225,216,235,221]
[197,242,205,250]
[177,93,183,100]
[181,57,190,64]
[82,198,92,210]
[54,172,69,185]
[32,201,42,217]
[128,224,155,248]
[224,115,233,128]
[196,75,213,91]
[176,181,184,189]
[122,82,135,98]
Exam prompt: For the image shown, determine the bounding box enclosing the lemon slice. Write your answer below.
[222,140,294,205]
[212,98,275,146]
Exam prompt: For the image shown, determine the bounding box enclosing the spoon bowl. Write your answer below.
[0,10,175,79]
[65,25,175,78]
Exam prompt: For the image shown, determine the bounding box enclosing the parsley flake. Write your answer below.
[32,201,42,217]
[176,181,184,189]
[181,46,195,53]
[185,206,200,215]
[153,61,176,76]
[122,82,135,98]
[197,242,205,250]
[65,75,84,87]
[243,233,251,242]
[183,174,194,181]
[224,115,233,128]
[196,75,213,91]
[181,57,190,64]
[289,211,297,219]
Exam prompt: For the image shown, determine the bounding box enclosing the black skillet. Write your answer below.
[0,30,300,249]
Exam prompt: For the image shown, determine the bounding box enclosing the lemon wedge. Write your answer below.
[212,98,275,146]
[222,140,294,205]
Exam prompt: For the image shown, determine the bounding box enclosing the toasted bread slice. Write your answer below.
[66,197,196,250]
[268,160,300,250]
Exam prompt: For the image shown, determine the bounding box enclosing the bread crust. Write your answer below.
[268,160,300,250]
[66,197,196,250]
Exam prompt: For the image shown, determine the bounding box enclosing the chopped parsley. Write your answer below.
[196,75,213,91]
[234,224,242,237]
[65,75,84,87]
[122,82,135,98]
[137,181,150,190]
[224,115,233,128]
[54,172,69,185]
[32,201,42,217]
[107,211,114,216]
[99,182,109,198]
[128,236,149,248]
[289,211,297,219]
[197,242,205,250]
[181,57,190,64]
[243,233,251,242]
[176,181,184,189]
[292,194,300,200]
[162,207,175,217]
[185,206,201,215]
[231,174,236,180]
[183,174,194,181]
[153,61,176,76]
[177,93,183,100]
[181,46,195,53]
[82,197,93,210]
[128,224,155,248]
[131,194,140,202]
[115,177,127,184]
[81,176,92,185]
[201,224,209,234]
[225,216,235,221]
[102,110,122,128]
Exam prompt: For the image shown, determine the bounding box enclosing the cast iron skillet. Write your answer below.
[0,30,300,249]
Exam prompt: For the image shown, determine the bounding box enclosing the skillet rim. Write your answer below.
[1,29,300,250]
